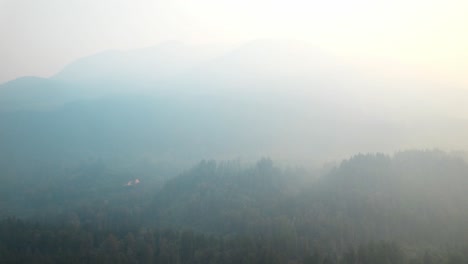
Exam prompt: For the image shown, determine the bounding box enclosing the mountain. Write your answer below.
[3,40,468,264]
[52,41,225,87]
[0,41,226,112]
[182,39,348,85]
[1,39,468,167]
[0,76,79,112]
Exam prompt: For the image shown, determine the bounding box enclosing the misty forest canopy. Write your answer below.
[1,40,468,263]
[2,151,468,263]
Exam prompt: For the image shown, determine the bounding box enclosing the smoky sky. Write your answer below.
[1,0,467,85]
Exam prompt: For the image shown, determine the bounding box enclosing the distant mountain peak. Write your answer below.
[51,41,222,83]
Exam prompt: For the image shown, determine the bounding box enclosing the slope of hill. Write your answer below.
[52,41,225,85]
[0,76,78,112]
[150,159,303,233]
[148,151,468,246]
[1,40,468,193]
[2,150,468,262]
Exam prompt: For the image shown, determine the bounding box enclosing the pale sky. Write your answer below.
[1,0,467,85]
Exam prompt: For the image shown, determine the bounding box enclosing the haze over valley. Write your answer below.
[1,40,467,165]
[1,0,468,263]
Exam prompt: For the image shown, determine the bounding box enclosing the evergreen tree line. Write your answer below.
[2,217,467,264]
[2,150,468,263]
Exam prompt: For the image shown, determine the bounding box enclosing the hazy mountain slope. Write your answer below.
[2,39,466,119]
[1,39,468,165]
[174,40,468,122]
[0,77,79,112]
[0,91,413,167]
[1,91,467,168]
[171,40,357,110]
[52,41,224,86]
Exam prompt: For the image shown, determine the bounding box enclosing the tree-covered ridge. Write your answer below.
[2,150,468,263]
[149,151,468,247]
[301,150,468,245]
[151,159,303,233]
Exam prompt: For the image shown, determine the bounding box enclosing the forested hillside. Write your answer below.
[2,150,468,263]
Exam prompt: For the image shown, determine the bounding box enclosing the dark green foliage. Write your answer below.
[2,150,468,263]
[151,158,297,233]
[0,218,283,264]
[1,218,467,264]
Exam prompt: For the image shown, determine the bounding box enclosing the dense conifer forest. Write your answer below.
[2,150,468,263]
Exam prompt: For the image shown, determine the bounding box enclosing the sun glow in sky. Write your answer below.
[0,0,467,85]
